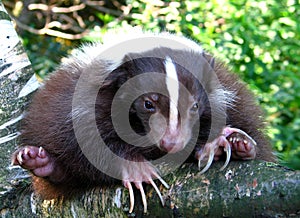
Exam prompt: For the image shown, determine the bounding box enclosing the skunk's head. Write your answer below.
[85,33,231,154]
[113,47,220,154]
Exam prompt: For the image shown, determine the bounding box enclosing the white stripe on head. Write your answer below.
[165,57,179,133]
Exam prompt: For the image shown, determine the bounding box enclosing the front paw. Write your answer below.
[195,126,257,174]
[121,160,169,213]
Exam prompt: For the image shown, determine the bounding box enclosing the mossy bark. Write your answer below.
[2,161,300,217]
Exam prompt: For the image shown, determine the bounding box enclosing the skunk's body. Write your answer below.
[14,32,274,204]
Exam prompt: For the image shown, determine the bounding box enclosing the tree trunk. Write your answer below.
[0,2,299,217]
[0,0,38,210]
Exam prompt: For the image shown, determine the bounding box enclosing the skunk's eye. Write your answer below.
[144,100,155,112]
[191,102,199,112]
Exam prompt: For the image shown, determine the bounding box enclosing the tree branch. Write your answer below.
[14,18,89,40]
[28,3,86,13]
[2,161,300,217]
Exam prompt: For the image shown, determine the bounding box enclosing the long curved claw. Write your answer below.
[199,148,215,174]
[149,179,165,206]
[198,156,202,169]
[122,161,169,213]
[219,143,231,171]
[124,181,134,213]
[136,182,147,213]
[152,171,170,189]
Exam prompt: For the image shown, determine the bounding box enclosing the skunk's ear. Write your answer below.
[99,64,130,89]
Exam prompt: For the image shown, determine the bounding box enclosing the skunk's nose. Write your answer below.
[160,139,176,152]
[159,138,184,153]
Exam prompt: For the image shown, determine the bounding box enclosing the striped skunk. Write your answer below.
[12,31,274,213]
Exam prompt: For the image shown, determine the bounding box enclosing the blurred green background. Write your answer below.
[4,0,300,169]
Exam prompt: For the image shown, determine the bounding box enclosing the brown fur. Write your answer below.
[18,45,274,199]
[211,57,274,161]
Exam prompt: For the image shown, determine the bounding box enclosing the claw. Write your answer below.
[152,171,170,189]
[38,147,42,155]
[226,128,257,146]
[198,155,202,169]
[24,147,30,156]
[17,149,23,165]
[199,148,215,174]
[197,127,257,175]
[122,162,169,213]
[220,143,231,171]
[136,182,147,213]
[149,179,164,206]
[38,147,45,158]
[124,181,134,213]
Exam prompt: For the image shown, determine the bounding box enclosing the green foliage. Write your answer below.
[15,0,300,169]
[219,1,300,170]
[21,35,70,78]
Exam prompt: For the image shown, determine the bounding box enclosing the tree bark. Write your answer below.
[1,161,300,217]
[0,0,38,207]
[0,2,299,217]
